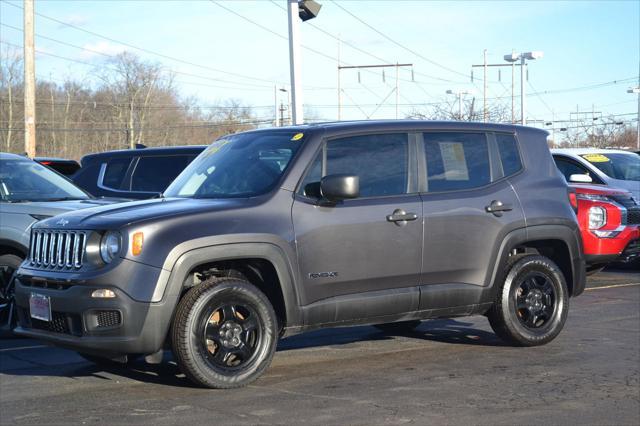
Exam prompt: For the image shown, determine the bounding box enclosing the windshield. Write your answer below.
[581,153,640,182]
[164,131,306,198]
[0,159,90,202]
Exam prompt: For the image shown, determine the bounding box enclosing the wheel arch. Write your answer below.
[491,225,586,298]
[158,242,303,334]
[0,239,28,259]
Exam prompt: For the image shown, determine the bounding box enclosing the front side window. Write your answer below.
[0,159,89,202]
[581,153,640,182]
[553,157,601,184]
[300,133,410,198]
[423,132,491,192]
[131,155,195,192]
[165,131,304,198]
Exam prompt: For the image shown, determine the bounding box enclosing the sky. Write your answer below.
[0,0,639,131]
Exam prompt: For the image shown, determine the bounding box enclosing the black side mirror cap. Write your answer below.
[320,174,359,203]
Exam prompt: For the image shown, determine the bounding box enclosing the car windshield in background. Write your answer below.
[0,159,90,202]
[164,131,305,199]
[581,153,640,181]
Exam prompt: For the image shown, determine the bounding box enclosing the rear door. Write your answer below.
[292,132,423,322]
[418,131,526,310]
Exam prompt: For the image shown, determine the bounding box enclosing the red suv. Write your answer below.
[572,184,640,272]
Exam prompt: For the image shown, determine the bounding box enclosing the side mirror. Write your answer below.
[569,174,592,184]
[320,174,359,202]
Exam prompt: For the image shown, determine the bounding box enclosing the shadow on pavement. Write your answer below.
[0,318,503,387]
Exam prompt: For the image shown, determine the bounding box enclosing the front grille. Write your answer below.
[609,194,638,209]
[96,310,122,328]
[29,230,87,269]
[25,310,83,336]
[626,208,640,225]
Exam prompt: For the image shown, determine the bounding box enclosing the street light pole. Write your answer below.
[504,51,543,126]
[520,55,526,125]
[287,0,304,125]
[628,86,640,150]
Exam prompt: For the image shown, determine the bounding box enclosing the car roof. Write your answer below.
[81,145,208,163]
[551,148,635,156]
[0,152,32,161]
[252,120,549,136]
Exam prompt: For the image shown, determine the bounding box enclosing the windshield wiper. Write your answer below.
[39,197,89,202]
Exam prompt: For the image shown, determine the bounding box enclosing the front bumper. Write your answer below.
[13,265,176,356]
[583,226,640,264]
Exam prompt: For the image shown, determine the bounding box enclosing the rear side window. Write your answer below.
[131,155,195,192]
[495,133,522,176]
[325,133,409,198]
[423,132,491,192]
[102,158,132,190]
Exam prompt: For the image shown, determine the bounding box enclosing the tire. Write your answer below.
[373,320,421,333]
[487,255,569,347]
[0,254,23,337]
[171,277,277,389]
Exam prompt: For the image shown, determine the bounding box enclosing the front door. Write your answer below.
[292,132,423,321]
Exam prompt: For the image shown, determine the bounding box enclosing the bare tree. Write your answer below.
[407,97,511,123]
[0,48,23,151]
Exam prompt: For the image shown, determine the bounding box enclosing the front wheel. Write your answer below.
[171,277,278,389]
[0,254,23,337]
[487,255,569,346]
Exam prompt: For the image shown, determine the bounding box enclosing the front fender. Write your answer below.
[154,236,303,330]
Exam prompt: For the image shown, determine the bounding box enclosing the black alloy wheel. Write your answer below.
[200,302,262,371]
[514,272,557,330]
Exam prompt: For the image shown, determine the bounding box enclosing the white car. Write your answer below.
[551,148,640,201]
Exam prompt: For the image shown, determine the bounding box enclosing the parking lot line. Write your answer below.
[586,282,640,291]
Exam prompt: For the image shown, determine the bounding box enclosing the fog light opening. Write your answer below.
[91,289,116,298]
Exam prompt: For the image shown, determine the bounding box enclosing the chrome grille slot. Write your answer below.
[29,230,87,270]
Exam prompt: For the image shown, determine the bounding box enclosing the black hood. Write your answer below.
[34,197,254,230]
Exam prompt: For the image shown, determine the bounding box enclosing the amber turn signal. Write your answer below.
[131,232,144,256]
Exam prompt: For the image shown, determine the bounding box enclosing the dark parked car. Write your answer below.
[35,157,81,176]
[72,145,206,199]
[14,121,585,388]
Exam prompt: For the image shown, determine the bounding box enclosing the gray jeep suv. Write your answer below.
[14,121,586,388]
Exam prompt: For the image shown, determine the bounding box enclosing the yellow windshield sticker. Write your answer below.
[291,132,304,141]
[582,154,610,163]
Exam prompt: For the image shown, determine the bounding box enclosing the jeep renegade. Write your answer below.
[14,121,586,388]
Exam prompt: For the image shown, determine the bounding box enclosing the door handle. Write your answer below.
[386,209,418,225]
[485,200,513,217]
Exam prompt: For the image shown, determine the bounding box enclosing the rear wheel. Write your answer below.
[373,320,421,334]
[487,255,569,346]
[171,277,277,389]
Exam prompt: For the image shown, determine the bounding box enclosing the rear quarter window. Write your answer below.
[495,133,523,176]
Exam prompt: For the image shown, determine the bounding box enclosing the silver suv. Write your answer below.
[13,121,586,388]
[0,153,117,332]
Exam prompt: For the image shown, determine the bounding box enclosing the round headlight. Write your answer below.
[100,231,121,263]
[588,206,607,230]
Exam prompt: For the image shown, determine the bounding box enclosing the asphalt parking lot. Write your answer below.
[1,269,638,425]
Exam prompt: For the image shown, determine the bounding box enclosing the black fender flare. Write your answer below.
[489,224,586,299]
[156,242,303,332]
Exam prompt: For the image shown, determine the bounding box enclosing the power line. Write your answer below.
[2,0,285,85]
[330,0,478,81]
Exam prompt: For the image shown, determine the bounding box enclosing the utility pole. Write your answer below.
[511,61,515,123]
[274,85,280,127]
[23,0,36,157]
[337,35,342,121]
[483,49,488,122]
[628,86,640,150]
[287,0,304,124]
